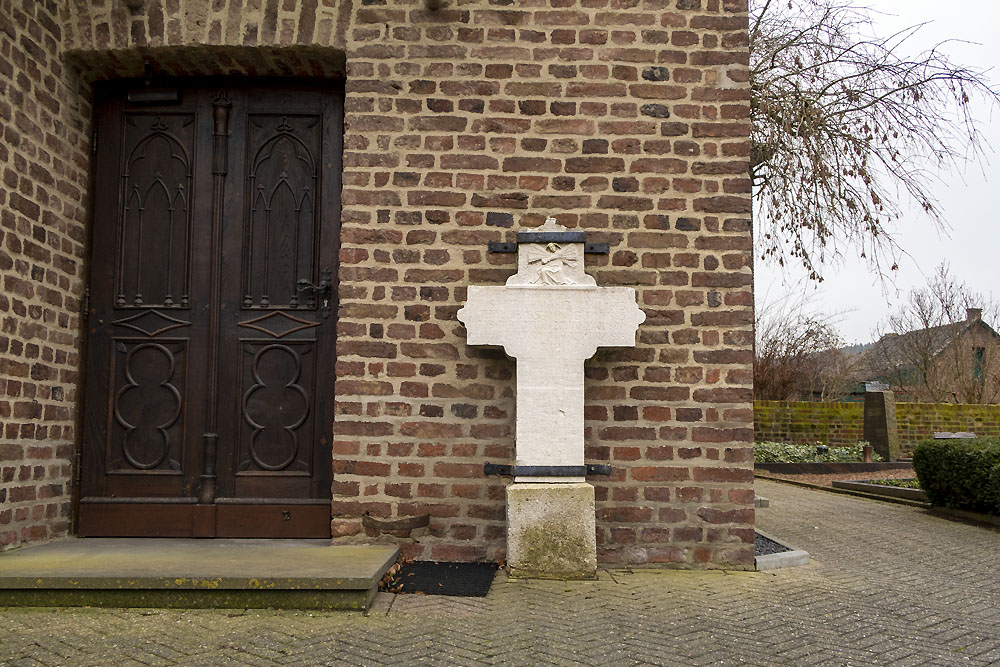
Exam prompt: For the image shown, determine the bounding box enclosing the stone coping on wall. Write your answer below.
[754,462,913,475]
[754,400,1000,451]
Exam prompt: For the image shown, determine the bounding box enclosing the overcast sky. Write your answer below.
[754,0,1000,344]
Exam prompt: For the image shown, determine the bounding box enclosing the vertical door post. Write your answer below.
[193,90,232,535]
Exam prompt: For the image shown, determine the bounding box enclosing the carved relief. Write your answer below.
[117,113,195,308]
[240,343,311,472]
[243,115,321,309]
[113,309,190,337]
[522,243,581,285]
[113,342,184,471]
[237,310,320,338]
[506,218,596,287]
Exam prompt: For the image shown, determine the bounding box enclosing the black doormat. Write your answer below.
[390,561,498,597]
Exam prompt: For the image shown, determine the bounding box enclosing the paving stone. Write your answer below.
[1,481,998,664]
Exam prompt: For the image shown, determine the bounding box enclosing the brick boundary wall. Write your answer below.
[3,0,755,569]
[754,400,1000,454]
[753,401,865,449]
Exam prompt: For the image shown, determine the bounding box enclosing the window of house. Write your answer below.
[973,346,986,383]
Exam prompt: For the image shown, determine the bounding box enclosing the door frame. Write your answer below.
[72,77,345,538]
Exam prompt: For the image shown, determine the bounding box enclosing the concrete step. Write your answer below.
[0,538,398,610]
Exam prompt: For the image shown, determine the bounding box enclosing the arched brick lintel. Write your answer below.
[62,0,354,57]
[64,45,348,84]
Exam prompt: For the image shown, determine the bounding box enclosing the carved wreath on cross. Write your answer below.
[524,242,579,285]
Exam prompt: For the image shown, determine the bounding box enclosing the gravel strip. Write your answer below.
[754,532,788,556]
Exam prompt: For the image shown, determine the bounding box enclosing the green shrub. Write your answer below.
[754,441,881,464]
[754,441,815,463]
[912,438,1000,514]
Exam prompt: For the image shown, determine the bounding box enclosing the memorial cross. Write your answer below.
[457,218,645,577]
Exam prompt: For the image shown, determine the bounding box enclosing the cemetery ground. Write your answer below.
[2,480,999,665]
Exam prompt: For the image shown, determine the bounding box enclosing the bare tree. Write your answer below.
[750,0,999,280]
[754,296,856,400]
[867,264,1000,403]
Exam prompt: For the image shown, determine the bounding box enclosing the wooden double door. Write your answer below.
[79,81,342,537]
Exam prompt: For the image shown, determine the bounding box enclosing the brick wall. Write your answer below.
[754,400,1000,454]
[753,401,865,449]
[896,403,1000,449]
[332,0,754,568]
[0,0,89,548]
[5,0,755,569]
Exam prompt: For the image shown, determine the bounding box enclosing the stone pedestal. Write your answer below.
[506,482,597,579]
[864,390,900,461]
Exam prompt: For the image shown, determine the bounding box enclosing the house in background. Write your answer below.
[760,308,1000,404]
[853,308,1000,404]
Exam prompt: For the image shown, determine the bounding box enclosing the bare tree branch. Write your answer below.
[750,0,999,280]
[754,295,856,400]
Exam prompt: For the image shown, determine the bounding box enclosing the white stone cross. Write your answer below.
[457,218,645,578]
[458,218,645,480]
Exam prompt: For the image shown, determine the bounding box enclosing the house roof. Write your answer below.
[851,311,999,380]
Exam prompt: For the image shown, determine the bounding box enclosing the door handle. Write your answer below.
[296,268,332,318]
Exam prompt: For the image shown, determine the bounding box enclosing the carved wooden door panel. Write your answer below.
[79,82,341,538]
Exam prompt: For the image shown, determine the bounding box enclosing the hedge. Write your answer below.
[912,438,1000,515]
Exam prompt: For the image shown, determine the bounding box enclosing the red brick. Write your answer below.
[433,462,482,478]
[631,466,690,482]
[696,507,755,524]
[692,467,754,483]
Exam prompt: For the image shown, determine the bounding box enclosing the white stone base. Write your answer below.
[506,482,597,580]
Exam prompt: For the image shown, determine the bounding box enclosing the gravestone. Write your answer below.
[863,390,900,461]
[457,219,645,578]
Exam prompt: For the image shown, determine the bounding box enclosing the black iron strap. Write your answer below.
[516,230,587,244]
[487,241,609,255]
[483,463,612,477]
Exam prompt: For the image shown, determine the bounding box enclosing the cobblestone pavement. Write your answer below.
[2,480,1000,666]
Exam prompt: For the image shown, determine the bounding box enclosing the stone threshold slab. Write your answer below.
[0,538,398,610]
